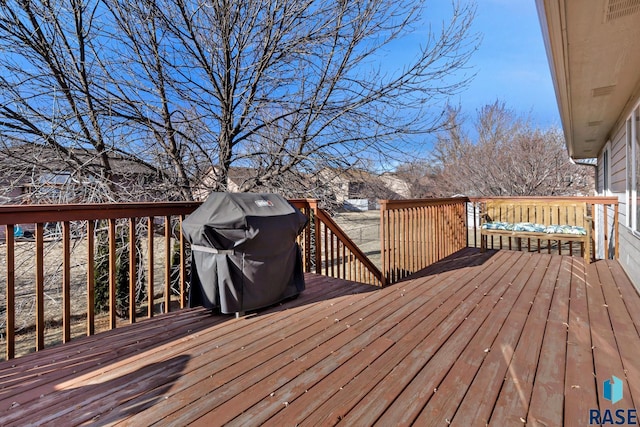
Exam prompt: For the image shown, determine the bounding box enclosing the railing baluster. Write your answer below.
[614,203,619,259]
[342,242,346,280]
[333,230,337,277]
[323,223,328,276]
[165,215,171,314]
[604,204,609,259]
[6,225,15,360]
[62,221,71,342]
[180,215,187,309]
[337,235,341,278]
[108,218,117,329]
[87,220,95,336]
[35,223,44,350]
[129,218,136,324]
[148,216,155,318]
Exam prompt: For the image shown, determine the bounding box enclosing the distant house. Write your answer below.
[537,0,640,290]
[195,166,410,210]
[379,172,412,199]
[317,168,410,209]
[195,166,304,200]
[0,143,162,204]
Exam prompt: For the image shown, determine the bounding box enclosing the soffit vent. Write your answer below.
[592,85,616,97]
[606,0,640,21]
[588,120,603,126]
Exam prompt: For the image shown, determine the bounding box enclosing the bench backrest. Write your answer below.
[483,200,589,227]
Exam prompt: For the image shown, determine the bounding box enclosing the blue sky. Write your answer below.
[396,0,561,132]
[460,0,561,128]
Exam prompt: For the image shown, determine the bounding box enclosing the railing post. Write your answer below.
[304,203,312,272]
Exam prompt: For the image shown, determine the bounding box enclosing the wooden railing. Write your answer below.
[4,196,615,360]
[467,197,619,260]
[0,202,200,360]
[0,199,384,360]
[379,198,468,284]
[290,200,384,287]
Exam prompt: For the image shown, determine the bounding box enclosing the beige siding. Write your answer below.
[620,227,640,293]
[598,104,640,292]
[611,127,627,194]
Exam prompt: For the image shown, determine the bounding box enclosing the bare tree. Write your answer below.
[0,0,188,201]
[0,0,478,200]
[430,101,594,197]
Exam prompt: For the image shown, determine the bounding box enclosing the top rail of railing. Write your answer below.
[0,202,202,225]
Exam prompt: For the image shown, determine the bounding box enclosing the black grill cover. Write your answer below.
[182,193,308,314]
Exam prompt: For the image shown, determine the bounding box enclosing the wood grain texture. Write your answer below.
[0,250,638,426]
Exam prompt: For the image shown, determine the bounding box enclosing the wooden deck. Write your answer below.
[1,248,639,426]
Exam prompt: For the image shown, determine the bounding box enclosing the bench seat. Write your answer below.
[479,200,593,263]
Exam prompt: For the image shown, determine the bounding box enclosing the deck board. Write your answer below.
[489,253,559,425]
[0,249,639,426]
[585,261,636,412]
[527,256,571,426]
[595,260,640,410]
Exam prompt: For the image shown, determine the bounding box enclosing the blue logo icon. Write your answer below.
[604,376,624,404]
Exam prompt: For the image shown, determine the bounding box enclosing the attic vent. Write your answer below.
[606,0,640,21]
[592,85,616,97]
[588,120,603,126]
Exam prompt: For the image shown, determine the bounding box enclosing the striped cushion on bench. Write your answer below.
[481,221,513,230]
[513,222,547,232]
[482,222,587,236]
[544,224,587,235]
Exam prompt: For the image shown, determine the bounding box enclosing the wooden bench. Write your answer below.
[479,199,593,263]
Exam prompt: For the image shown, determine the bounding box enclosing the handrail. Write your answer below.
[0,202,201,223]
[312,205,384,287]
[468,196,620,203]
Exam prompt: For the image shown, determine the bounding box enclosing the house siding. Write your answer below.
[620,226,640,291]
[598,100,640,292]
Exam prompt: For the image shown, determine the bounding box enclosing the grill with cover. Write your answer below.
[182,193,308,315]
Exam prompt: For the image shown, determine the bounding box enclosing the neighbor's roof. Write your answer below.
[0,143,153,176]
